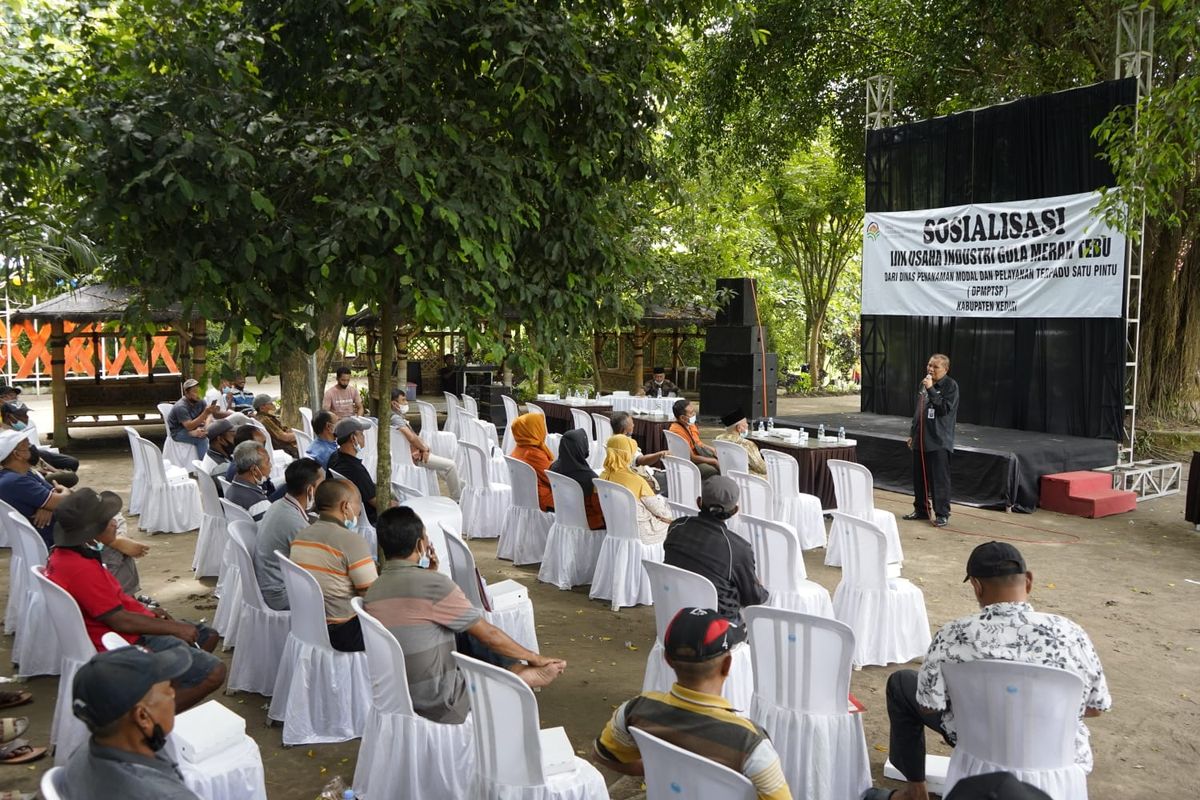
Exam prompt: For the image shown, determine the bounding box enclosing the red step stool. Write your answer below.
[1039,471,1136,518]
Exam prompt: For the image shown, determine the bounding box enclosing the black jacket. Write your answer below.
[910,375,959,452]
[663,511,768,624]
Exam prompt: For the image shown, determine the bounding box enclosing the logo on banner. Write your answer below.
[864,221,881,241]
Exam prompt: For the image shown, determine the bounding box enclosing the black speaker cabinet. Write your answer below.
[700,382,777,421]
[704,325,767,354]
[700,352,777,386]
[715,278,759,326]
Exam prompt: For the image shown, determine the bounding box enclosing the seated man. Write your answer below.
[0,383,21,405]
[227,375,256,410]
[862,542,1111,800]
[64,647,202,800]
[390,388,462,501]
[595,607,791,800]
[223,425,284,501]
[289,479,377,651]
[663,476,767,625]
[327,418,391,525]
[255,458,324,611]
[365,506,566,723]
[223,440,272,521]
[252,394,299,459]
[305,410,338,467]
[668,399,720,480]
[322,366,363,420]
[642,366,679,398]
[166,379,220,459]
[45,489,226,711]
[1,401,80,483]
[713,408,767,476]
[198,419,235,475]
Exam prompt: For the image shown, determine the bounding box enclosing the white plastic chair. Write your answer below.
[1,499,26,633]
[631,727,756,800]
[459,441,512,539]
[399,495,463,578]
[133,437,202,534]
[461,415,508,485]
[224,521,290,697]
[524,401,545,417]
[443,530,539,653]
[32,565,95,765]
[351,598,477,798]
[639,561,754,712]
[545,432,562,459]
[452,653,609,800]
[192,462,227,578]
[726,469,775,541]
[416,399,458,461]
[569,408,593,440]
[8,512,60,677]
[390,427,440,497]
[662,429,693,461]
[157,401,198,471]
[215,499,255,647]
[292,428,314,455]
[663,455,702,519]
[299,406,314,438]
[591,413,614,446]
[268,552,372,744]
[461,392,479,417]
[829,511,930,668]
[713,439,750,475]
[825,459,903,571]
[500,456,554,565]
[501,394,523,455]
[762,450,826,550]
[738,513,833,619]
[941,660,1089,800]
[443,392,463,439]
[742,606,871,800]
[537,472,605,590]
[40,766,67,800]
[124,426,148,516]
[589,479,663,610]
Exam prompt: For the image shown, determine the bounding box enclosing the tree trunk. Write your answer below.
[375,301,397,510]
[1138,220,1200,420]
[278,299,347,429]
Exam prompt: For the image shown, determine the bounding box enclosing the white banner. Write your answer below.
[861,191,1126,318]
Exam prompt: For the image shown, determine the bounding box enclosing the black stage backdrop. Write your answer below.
[862,79,1135,440]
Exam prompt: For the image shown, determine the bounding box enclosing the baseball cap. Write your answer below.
[964,541,1027,582]
[334,417,366,443]
[0,429,26,462]
[0,384,20,396]
[720,408,746,427]
[1,401,28,418]
[664,607,745,663]
[652,366,665,375]
[72,646,191,731]
[206,418,234,440]
[182,378,200,391]
[53,488,123,547]
[700,475,739,515]
[944,772,1052,800]
[252,393,274,412]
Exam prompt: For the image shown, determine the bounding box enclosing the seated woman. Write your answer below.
[600,434,671,545]
[550,428,605,530]
[510,412,554,511]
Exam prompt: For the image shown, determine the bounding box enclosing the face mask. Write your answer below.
[354,443,364,455]
[397,404,409,415]
[145,721,168,752]
[11,421,26,431]
[738,429,747,439]
[688,415,697,425]
[344,516,359,531]
[417,554,431,569]
[86,540,104,553]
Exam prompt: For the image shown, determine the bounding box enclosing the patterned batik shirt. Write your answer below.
[916,601,1111,772]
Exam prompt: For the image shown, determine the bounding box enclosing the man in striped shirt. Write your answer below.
[595,607,792,800]
[288,478,377,651]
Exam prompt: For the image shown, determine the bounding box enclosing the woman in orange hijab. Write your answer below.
[510,412,554,511]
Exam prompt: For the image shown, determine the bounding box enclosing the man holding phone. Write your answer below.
[167,379,220,459]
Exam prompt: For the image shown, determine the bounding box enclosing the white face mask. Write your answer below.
[397,404,409,415]
[688,415,697,425]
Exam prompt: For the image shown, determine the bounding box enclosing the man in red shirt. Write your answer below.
[45,489,226,712]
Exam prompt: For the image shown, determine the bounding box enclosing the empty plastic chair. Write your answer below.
[416,400,458,461]
[123,426,148,516]
[452,653,609,800]
[829,511,930,668]
[443,530,539,652]
[134,437,202,534]
[32,566,94,765]
[631,727,756,800]
[460,441,512,539]
[713,439,750,475]
[461,415,508,485]
[761,450,826,550]
[191,464,226,578]
[662,429,693,461]
[292,427,314,455]
[742,606,871,800]
[537,472,605,590]
[8,512,60,677]
[0,498,23,633]
[589,479,663,610]
[825,459,902,571]
[224,522,290,697]
[663,456,702,520]
[524,401,545,417]
[157,401,197,471]
[569,407,594,442]
[299,406,314,437]
[443,392,463,439]
[500,456,554,565]
[591,413,614,445]
[351,598,476,799]
[214,499,254,646]
[737,513,833,619]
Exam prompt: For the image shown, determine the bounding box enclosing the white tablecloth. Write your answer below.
[603,396,676,417]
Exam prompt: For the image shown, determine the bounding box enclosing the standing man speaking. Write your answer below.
[905,354,959,527]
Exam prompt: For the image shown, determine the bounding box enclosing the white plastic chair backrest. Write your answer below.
[762,450,801,501]
[461,393,479,416]
[592,413,614,444]
[461,417,492,457]
[713,439,750,475]
[275,551,334,649]
[415,401,441,442]
[193,467,223,518]
[739,513,807,588]
[40,766,68,800]
[594,479,639,542]
[828,511,888,590]
[8,511,48,569]
[545,433,562,459]
[504,456,541,511]
[459,441,492,488]
[742,605,854,715]
[663,456,701,507]
[631,727,756,800]
[442,528,485,609]
[101,631,130,651]
[31,565,95,662]
[220,498,255,527]
[443,392,461,434]
[391,481,425,502]
[546,471,589,530]
[156,402,174,433]
[662,429,692,461]
[501,395,521,428]
[227,521,271,609]
[390,427,415,471]
[293,428,314,454]
[298,406,314,437]
[135,437,170,486]
[569,408,594,443]
[216,476,232,494]
[828,459,877,517]
[641,560,719,646]
[124,425,146,469]
[524,402,544,417]
[728,470,774,521]
[351,597,416,717]
[452,652,546,786]
[943,659,1084,771]
[667,500,698,519]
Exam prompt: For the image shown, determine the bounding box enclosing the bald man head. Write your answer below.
[314,478,359,514]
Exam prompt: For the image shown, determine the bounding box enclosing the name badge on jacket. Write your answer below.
[927,406,936,419]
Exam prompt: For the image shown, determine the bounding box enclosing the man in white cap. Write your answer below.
[713,408,766,475]
[166,379,220,459]
[252,394,299,459]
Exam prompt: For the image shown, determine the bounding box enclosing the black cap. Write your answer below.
[206,419,234,440]
[720,408,746,427]
[0,384,20,396]
[664,607,745,663]
[652,366,665,375]
[964,541,1027,582]
[72,647,191,731]
[945,772,1052,800]
[53,488,123,547]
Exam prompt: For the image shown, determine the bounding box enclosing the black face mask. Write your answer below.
[145,722,168,752]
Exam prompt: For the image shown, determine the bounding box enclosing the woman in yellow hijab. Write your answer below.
[601,434,672,544]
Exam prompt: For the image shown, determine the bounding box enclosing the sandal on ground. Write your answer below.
[0,738,47,765]
[0,791,36,800]
[861,790,896,800]
[0,718,29,744]
[0,691,31,711]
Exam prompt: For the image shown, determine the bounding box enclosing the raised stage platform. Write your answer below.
[775,413,1119,513]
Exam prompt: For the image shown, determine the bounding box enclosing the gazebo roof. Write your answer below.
[342,301,714,332]
[12,283,181,323]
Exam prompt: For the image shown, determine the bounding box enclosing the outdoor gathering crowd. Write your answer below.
[0,365,1110,800]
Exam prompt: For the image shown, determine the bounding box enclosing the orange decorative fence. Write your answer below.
[0,321,180,380]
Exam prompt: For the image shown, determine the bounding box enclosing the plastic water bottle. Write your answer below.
[837,425,846,443]
[817,423,825,440]
[767,417,775,432]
